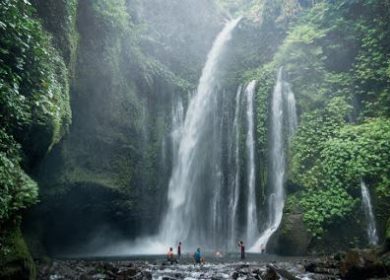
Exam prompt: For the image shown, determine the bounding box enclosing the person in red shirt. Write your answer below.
[167,247,177,264]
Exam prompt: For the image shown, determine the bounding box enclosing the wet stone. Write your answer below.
[36,257,345,280]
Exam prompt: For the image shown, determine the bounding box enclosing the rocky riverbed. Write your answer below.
[37,249,390,280]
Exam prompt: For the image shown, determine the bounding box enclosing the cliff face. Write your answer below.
[23,0,225,256]
[0,0,74,278]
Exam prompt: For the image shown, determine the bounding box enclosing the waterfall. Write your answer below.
[245,81,259,244]
[171,98,184,164]
[230,85,242,247]
[161,136,167,170]
[250,67,294,252]
[159,18,241,249]
[284,82,298,138]
[360,180,379,245]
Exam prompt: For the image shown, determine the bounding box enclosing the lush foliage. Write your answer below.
[322,119,390,198]
[0,130,38,222]
[30,0,78,68]
[290,97,351,188]
[288,97,356,235]
[0,0,71,158]
[300,186,358,236]
[253,65,274,155]
[269,0,390,238]
[0,0,71,265]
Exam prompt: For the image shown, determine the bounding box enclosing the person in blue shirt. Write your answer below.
[193,248,204,265]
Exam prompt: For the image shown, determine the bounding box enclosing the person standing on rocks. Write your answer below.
[167,247,177,264]
[193,248,205,266]
[238,241,245,260]
[177,242,182,259]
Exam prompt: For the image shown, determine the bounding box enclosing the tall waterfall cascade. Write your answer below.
[360,180,379,245]
[229,85,242,247]
[250,67,298,252]
[159,18,242,249]
[245,81,259,245]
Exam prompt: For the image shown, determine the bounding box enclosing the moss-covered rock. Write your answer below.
[0,223,36,280]
[31,0,79,71]
[271,198,312,255]
[278,213,311,255]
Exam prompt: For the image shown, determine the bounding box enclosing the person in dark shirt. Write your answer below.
[177,242,182,259]
[238,241,245,260]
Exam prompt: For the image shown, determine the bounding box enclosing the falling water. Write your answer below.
[230,85,242,247]
[284,83,298,138]
[360,180,379,245]
[245,81,259,244]
[161,136,167,170]
[160,18,242,249]
[250,68,288,252]
[171,98,184,164]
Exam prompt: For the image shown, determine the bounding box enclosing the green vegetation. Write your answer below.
[0,0,71,157]
[266,0,390,239]
[217,0,263,18]
[0,0,70,223]
[31,0,79,69]
[0,130,37,223]
[0,224,36,280]
[0,0,72,275]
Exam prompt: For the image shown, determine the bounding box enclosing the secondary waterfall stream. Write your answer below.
[360,180,379,245]
[250,68,297,252]
[160,18,242,250]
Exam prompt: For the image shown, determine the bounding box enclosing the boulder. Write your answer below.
[266,265,299,280]
[339,249,387,279]
[262,266,280,280]
[273,211,312,255]
[304,257,340,278]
